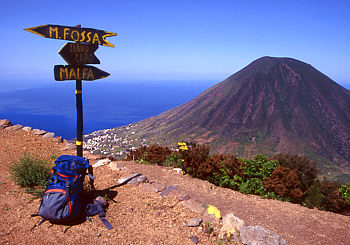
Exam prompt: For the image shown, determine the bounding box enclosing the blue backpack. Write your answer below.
[33,155,94,226]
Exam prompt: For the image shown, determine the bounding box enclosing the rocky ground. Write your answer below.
[1,121,350,244]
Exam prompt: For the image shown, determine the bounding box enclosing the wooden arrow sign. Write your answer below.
[54,65,110,81]
[59,42,100,65]
[24,24,117,47]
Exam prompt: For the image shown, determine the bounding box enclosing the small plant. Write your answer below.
[9,155,51,198]
[164,152,183,168]
[50,150,59,160]
[339,183,350,205]
[203,221,214,234]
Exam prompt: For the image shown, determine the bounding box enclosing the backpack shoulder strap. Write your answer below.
[87,165,95,189]
[99,214,113,230]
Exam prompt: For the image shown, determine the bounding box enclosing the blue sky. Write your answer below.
[1,0,349,87]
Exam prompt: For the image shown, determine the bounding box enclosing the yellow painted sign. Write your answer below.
[54,65,109,81]
[24,24,117,47]
[177,142,189,151]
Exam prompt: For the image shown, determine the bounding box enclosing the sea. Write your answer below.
[0,79,218,140]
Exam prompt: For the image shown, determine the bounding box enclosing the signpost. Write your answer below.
[54,65,109,81]
[24,24,117,47]
[25,24,116,158]
[59,43,100,65]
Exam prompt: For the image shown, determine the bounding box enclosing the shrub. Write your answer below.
[143,145,172,165]
[164,152,183,168]
[319,179,347,213]
[183,143,212,179]
[263,166,304,203]
[239,177,266,196]
[304,180,322,208]
[126,145,172,165]
[126,146,148,161]
[9,155,51,197]
[242,154,278,180]
[339,183,350,206]
[274,154,318,194]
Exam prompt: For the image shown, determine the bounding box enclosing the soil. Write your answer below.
[1,128,350,244]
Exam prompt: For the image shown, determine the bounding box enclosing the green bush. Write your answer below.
[164,152,183,168]
[239,178,266,196]
[242,154,278,180]
[339,183,350,206]
[304,180,322,208]
[9,155,51,198]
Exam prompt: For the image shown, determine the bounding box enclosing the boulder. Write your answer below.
[22,126,32,132]
[180,199,207,214]
[42,132,55,138]
[92,158,111,167]
[33,129,46,135]
[108,162,126,171]
[0,119,12,128]
[139,182,166,193]
[5,124,23,131]
[219,213,247,237]
[189,236,199,244]
[52,136,63,143]
[186,218,202,227]
[159,186,190,201]
[118,173,144,185]
[239,225,287,245]
[94,196,107,206]
[128,175,148,186]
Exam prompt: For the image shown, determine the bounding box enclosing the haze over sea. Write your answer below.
[0,79,218,140]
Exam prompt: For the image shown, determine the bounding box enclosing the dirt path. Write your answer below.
[122,161,350,245]
[1,128,350,244]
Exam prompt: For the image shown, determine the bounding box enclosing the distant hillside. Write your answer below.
[85,57,350,179]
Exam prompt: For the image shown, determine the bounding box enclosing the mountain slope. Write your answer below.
[127,57,350,169]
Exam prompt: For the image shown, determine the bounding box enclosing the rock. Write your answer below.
[202,213,219,225]
[94,196,107,206]
[239,225,288,245]
[219,213,247,237]
[178,193,190,201]
[92,158,111,167]
[0,119,12,128]
[159,185,190,201]
[173,168,183,174]
[108,162,126,171]
[52,136,63,143]
[22,126,32,132]
[207,204,221,219]
[189,236,199,244]
[118,173,143,184]
[139,182,166,193]
[33,129,46,135]
[128,175,148,186]
[42,132,55,138]
[180,199,207,214]
[186,218,202,227]
[160,186,179,197]
[5,124,23,131]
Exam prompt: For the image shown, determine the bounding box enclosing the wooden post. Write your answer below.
[75,25,83,157]
[76,79,83,157]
